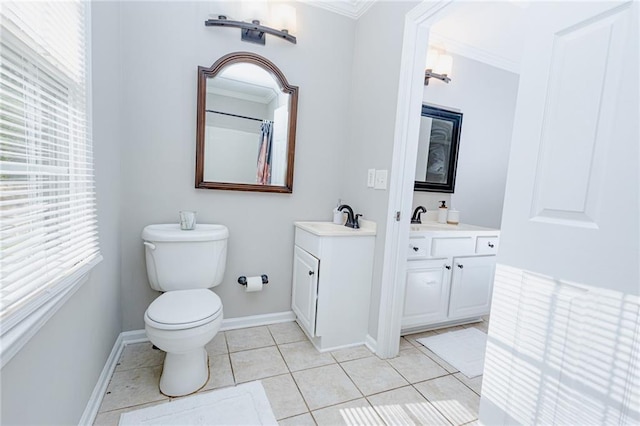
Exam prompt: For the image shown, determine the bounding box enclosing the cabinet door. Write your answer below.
[401,261,449,328]
[448,256,496,319]
[291,246,319,336]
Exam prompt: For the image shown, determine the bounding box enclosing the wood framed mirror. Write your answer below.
[414,104,463,193]
[195,52,299,193]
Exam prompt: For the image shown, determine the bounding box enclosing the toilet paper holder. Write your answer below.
[238,275,269,286]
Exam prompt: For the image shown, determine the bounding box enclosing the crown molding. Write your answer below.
[305,0,376,20]
[429,32,520,74]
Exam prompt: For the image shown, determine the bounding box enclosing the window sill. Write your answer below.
[0,255,103,368]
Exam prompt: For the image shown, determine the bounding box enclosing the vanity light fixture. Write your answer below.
[205,3,297,45]
[425,48,452,85]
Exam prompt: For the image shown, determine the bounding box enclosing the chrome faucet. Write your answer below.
[338,204,362,229]
[411,206,427,224]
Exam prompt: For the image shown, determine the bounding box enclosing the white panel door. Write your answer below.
[497,1,638,294]
[480,2,639,425]
[291,246,319,337]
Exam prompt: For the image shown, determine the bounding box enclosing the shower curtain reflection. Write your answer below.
[257,120,273,185]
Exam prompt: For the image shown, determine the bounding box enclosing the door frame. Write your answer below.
[376,0,458,358]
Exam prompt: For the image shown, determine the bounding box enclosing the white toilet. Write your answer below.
[142,223,228,397]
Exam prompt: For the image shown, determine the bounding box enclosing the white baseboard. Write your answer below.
[365,334,377,354]
[79,311,296,425]
[220,310,296,331]
[78,332,125,425]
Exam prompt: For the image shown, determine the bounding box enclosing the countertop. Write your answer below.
[295,219,377,237]
[410,221,500,234]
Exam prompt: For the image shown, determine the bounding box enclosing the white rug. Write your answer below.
[417,328,487,378]
[118,381,277,425]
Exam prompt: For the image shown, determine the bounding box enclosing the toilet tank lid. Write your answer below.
[142,224,229,242]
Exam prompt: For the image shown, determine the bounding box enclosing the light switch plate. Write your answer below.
[367,169,375,188]
[374,169,388,190]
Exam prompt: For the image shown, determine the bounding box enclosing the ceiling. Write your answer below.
[430,2,528,73]
[306,1,528,74]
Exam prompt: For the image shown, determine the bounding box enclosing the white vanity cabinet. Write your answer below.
[292,221,376,351]
[402,223,499,332]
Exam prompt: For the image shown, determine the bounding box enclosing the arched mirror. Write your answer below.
[196,52,299,193]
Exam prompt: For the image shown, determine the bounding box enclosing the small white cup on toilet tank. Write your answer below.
[179,211,197,230]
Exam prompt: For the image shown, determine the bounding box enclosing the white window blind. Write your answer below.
[0,1,99,327]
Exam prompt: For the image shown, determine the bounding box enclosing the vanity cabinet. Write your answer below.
[403,260,450,327]
[292,246,319,335]
[292,221,376,351]
[402,224,499,332]
[448,255,496,319]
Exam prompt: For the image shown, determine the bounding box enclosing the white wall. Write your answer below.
[415,53,519,228]
[0,3,123,424]
[342,1,419,340]
[118,1,355,330]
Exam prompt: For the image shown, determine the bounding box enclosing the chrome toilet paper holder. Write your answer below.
[237,275,269,286]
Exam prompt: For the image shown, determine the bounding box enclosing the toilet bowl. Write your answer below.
[144,289,223,396]
[142,224,228,397]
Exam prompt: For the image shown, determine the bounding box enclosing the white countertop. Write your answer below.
[295,219,377,236]
[410,221,499,233]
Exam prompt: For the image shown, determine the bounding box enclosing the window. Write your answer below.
[0,1,100,365]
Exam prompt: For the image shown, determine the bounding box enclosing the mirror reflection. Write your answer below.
[196,52,298,193]
[414,105,463,193]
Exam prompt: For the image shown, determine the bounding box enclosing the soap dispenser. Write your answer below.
[333,199,345,225]
[438,200,448,224]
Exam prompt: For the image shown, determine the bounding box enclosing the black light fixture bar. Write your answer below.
[424,69,451,85]
[205,16,297,45]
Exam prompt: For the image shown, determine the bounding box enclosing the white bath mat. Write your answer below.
[417,328,487,378]
[118,381,277,425]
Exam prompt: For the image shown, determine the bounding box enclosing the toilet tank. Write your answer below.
[142,224,228,292]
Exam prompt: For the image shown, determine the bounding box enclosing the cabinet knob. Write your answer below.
[488,242,495,248]
[308,270,315,276]
[457,264,464,269]
[412,246,419,252]
[445,265,451,270]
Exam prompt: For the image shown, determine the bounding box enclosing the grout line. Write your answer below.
[450,372,482,397]
[409,380,456,426]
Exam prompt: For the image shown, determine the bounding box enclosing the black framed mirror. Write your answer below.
[414,105,463,193]
[195,52,299,193]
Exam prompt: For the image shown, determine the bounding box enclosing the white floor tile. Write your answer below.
[226,326,275,352]
[414,375,480,425]
[292,364,362,411]
[279,340,336,372]
[229,346,289,383]
[341,357,408,396]
[99,366,168,413]
[268,322,307,345]
[115,343,164,372]
[312,398,384,426]
[261,374,309,420]
[367,386,449,426]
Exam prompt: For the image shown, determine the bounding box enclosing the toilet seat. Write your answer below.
[145,289,222,330]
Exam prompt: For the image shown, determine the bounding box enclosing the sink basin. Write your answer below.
[295,220,376,237]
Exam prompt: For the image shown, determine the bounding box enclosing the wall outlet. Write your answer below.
[374,169,388,190]
[367,169,376,188]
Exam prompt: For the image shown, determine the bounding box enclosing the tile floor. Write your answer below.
[94,319,488,425]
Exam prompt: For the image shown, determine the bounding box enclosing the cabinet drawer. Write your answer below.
[295,229,320,258]
[476,236,499,254]
[431,237,474,257]
[408,237,428,259]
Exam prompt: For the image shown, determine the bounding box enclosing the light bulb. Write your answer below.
[270,3,297,33]
[241,0,269,24]
[436,54,453,76]
[425,48,439,71]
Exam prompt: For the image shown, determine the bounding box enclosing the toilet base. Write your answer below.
[159,347,209,397]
